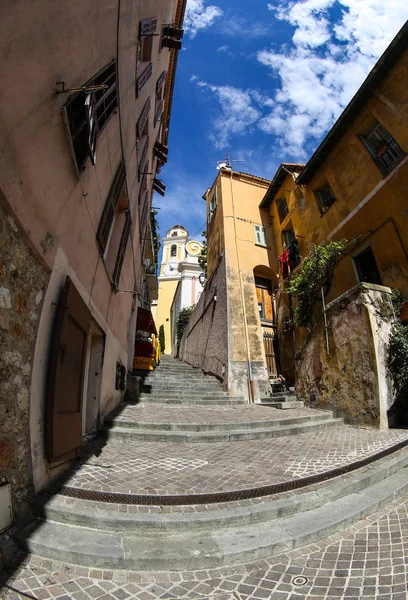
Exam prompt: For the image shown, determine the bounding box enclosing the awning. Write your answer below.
[136,307,157,335]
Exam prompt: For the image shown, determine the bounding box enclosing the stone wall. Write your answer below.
[179,254,229,384]
[296,283,394,428]
[0,198,49,568]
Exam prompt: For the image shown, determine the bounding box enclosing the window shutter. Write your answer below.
[261,227,267,246]
[136,63,153,97]
[154,100,163,126]
[137,98,151,140]
[140,17,158,38]
[156,71,166,93]
[162,26,184,39]
[161,38,182,50]
[138,136,150,181]
[113,212,131,286]
[96,161,126,253]
[153,178,166,196]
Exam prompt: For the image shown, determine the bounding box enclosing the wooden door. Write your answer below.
[47,277,91,462]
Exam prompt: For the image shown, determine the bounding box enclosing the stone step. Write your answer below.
[138,393,231,401]
[141,384,223,393]
[104,417,343,442]
[264,401,305,409]
[17,449,408,570]
[105,412,332,432]
[136,395,246,405]
[32,447,408,534]
[258,395,299,404]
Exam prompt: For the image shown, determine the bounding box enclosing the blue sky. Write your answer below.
[153,0,408,246]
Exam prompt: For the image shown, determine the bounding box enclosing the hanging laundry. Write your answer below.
[279,248,290,279]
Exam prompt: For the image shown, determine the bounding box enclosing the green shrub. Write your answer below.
[158,324,165,354]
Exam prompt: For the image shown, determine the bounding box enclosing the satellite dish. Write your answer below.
[216,162,227,170]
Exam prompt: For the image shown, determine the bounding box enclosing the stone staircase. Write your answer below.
[14,355,408,571]
[258,380,305,409]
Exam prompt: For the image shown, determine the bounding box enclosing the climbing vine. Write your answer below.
[287,240,348,328]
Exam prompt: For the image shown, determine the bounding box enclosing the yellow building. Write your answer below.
[155,225,203,353]
[183,22,408,416]
[262,21,408,383]
[203,168,277,400]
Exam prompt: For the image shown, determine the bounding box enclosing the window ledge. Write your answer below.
[255,243,269,249]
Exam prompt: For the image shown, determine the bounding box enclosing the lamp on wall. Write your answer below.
[199,272,217,301]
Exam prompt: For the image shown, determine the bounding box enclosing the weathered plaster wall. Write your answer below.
[179,254,229,384]
[296,284,394,428]
[0,200,49,568]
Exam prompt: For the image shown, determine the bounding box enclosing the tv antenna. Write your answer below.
[210,154,247,170]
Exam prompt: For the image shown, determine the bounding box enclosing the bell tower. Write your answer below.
[160,224,188,278]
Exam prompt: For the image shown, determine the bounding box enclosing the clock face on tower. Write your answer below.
[164,262,179,276]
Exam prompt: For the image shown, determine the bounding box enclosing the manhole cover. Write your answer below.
[292,576,308,586]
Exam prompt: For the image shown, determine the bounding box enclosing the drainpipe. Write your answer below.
[228,169,255,403]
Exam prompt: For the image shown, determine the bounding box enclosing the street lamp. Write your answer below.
[198,272,217,301]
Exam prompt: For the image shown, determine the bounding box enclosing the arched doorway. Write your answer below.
[253,266,280,377]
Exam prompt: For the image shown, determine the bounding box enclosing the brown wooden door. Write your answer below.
[47,276,91,462]
[262,326,279,377]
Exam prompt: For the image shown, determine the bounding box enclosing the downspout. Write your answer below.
[228,169,254,403]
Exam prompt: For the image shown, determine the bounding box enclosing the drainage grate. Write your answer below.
[59,438,408,506]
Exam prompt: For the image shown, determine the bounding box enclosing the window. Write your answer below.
[136,17,157,97]
[254,225,267,247]
[170,245,177,257]
[354,246,382,286]
[96,161,131,286]
[282,228,295,249]
[315,183,335,213]
[255,277,274,322]
[207,188,217,223]
[276,197,289,223]
[63,61,118,170]
[360,122,405,176]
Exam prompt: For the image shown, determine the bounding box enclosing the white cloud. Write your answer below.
[217,45,230,52]
[258,0,408,157]
[184,0,223,38]
[220,15,271,38]
[194,81,262,148]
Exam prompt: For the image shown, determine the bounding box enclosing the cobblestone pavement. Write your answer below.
[64,427,408,495]
[113,404,324,424]
[2,493,408,599]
